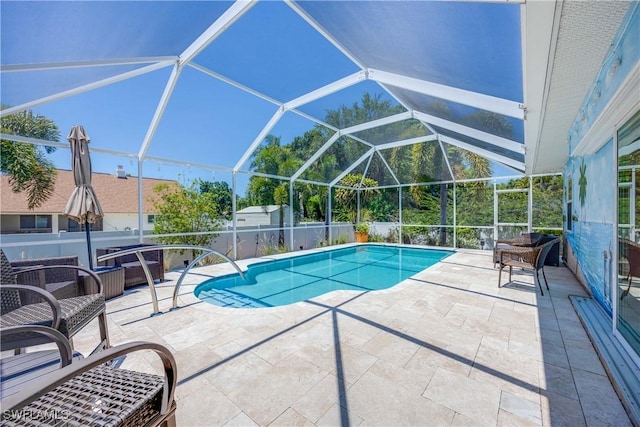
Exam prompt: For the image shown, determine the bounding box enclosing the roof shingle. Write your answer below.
[0,169,177,214]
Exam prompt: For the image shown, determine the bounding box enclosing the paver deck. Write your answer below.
[71,248,632,426]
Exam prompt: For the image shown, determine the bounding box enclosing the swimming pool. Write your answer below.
[195,244,453,308]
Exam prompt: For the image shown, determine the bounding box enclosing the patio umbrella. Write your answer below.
[63,125,104,270]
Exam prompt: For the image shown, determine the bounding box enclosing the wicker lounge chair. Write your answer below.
[1,250,109,352]
[497,238,560,295]
[0,326,177,427]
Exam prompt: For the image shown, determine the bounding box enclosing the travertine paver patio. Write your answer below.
[73,247,632,426]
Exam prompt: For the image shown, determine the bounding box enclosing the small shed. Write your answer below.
[236,205,290,228]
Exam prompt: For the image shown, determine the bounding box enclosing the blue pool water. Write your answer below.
[195,244,453,308]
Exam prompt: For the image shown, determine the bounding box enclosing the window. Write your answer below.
[68,218,103,232]
[617,109,640,357]
[20,215,51,229]
[147,215,155,224]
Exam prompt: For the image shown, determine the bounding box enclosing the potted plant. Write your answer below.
[355,223,370,243]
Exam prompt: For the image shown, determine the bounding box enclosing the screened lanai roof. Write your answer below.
[0,1,633,187]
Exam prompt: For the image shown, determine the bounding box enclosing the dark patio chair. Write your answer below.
[0,325,177,427]
[9,255,80,300]
[497,238,560,295]
[621,238,640,300]
[0,250,109,352]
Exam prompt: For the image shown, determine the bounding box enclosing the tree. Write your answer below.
[199,180,233,220]
[334,173,379,223]
[246,135,301,249]
[0,108,60,209]
[151,179,223,255]
[273,184,288,247]
[246,135,299,206]
[401,107,497,246]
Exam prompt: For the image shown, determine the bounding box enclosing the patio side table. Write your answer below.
[80,266,125,300]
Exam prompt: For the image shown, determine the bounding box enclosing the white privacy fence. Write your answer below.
[0,220,559,270]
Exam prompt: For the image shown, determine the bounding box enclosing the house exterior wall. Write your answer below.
[564,4,638,331]
[103,213,155,231]
[0,212,153,233]
[236,209,291,228]
[565,141,616,314]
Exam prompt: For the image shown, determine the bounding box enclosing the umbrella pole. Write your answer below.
[86,224,94,270]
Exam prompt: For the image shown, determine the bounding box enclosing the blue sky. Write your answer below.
[2,1,524,192]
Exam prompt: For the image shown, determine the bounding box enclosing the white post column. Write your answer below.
[232,172,237,260]
[289,180,295,251]
[398,186,402,244]
[138,160,144,244]
[51,214,59,234]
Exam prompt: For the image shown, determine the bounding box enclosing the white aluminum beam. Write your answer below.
[329,148,375,187]
[443,0,525,3]
[0,133,136,158]
[243,171,291,181]
[295,178,331,187]
[522,0,559,173]
[1,56,179,73]
[0,61,173,117]
[438,139,456,182]
[189,62,281,107]
[284,71,366,111]
[341,111,413,135]
[285,0,367,70]
[290,132,341,180]
[439,135,525,171]
[190,61,342,134]
[375,135,437,151]
[360,154,374,186]
[179,1,256,66]
[143,155,235,173]
[369,68,525,120]
[234,108,285,171]
[288,109,339,132]
[375,151,401,186]
[138,64,182,159]
[413,110,524,154]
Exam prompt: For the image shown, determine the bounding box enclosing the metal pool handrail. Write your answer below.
[96,245,245,315]
[171,247,245,310]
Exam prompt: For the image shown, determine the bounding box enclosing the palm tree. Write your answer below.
[0,108,60,209]
[248,135,301,249]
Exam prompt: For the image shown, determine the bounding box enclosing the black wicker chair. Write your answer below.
[1,250,109,352]
[9,255,80,300]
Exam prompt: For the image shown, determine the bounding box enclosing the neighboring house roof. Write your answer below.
[0,169,177,214]
[237,205,288,214]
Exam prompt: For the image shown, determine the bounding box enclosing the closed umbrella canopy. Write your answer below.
[63,125,103,268]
